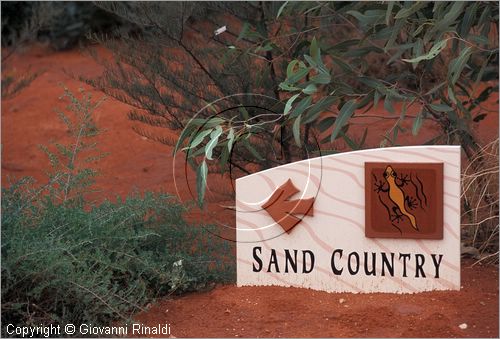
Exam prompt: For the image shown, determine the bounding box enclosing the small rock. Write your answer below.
[480,301,486,306]
[339,298,346,304]
[224,308,231,314]
[459,323,468,330]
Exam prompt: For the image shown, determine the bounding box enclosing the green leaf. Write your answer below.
[433,1,466,34]
[412,111,423,136]
[310,73,331,85]
[384,96,395,114]
[205,126,223,160]
[279,82,300,92]
[227,127,235,152]
[254,43,273,53]
[287,67,310,84]
[340,130,358,149]
[459,3,478,38]
[429,103,454,112]
[386,18,405,49]
[290,95,312,119]
[286,60,299,78]
[304,54,317,68]
[293,116,302,147]
[302,84,317,95]
[304,96,336,123]
[394,2,427,19]
[358,77,384,90]
[242,139,264,161]
[310,37,320,61]
[276,1,288,18]
[448,86,458,104]
[239,106,249,120]
[196,160,208,207]
[331,100,357,141]
[219,143,229,173]
[183,128,213,151]
[174,124,195,154]
[237,22,250,41]
[344,46,384,58]
[332,56,354,73]
[424,82,446,96]
[385,1,395,25]
[359,127,368,148]
[346,9,385,27]
[402,39,449,63]
[317,116,335,132]
[284,93,301,115]
[448,46,472,85]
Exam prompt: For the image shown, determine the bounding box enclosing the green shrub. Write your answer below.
[1,183,234,335]
[1,87,235,336]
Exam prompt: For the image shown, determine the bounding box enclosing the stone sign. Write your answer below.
[236,146,460,293]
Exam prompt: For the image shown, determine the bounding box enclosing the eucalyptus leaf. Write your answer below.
[311,73,331,85]
[402,39,449,63]
[304,96,336,123]
[290,95,312,119]
[205,126,223,160]
[331,100,357,141]
[429,103,454,112]
[412,111,423,136]
[227,127,235,152]
[287,60,299,78]
[448,46,472,85]
[183,129,212,151]
[317,116,335,132]
[310,37,320,60]
[284,93,301,115]
[196,160,208,207]
[276,1,288,18]
[287,67,310,84]
[302,84,317,95]
[394,1,427,19]
[293,116,302,147]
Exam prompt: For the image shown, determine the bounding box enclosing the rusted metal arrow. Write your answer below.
[261,179,315,233]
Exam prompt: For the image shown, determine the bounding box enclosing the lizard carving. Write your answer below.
[383,166,418,230]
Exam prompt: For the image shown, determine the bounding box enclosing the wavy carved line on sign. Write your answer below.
[417,240,460,272]
[276,167,365,210]
[237,220,365,292]
[315,209,459,275]
[240,215,419,293]
[297,157,364,169]
[257,175,458,290]
[258,167,459,243]
[388,149,460,168]
[260,167,458,244]
[300,219,423,292]
[351,148,459,167]
[444,203,460,213]
[444,222,460,240]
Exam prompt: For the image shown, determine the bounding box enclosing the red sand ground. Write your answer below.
[2,45,499,338]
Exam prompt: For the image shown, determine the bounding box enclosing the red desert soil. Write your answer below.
[2,45,499,338]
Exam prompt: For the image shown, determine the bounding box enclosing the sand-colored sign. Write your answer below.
[236,146,460,293]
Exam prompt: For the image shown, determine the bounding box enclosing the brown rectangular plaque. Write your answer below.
[365,162,443,239]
